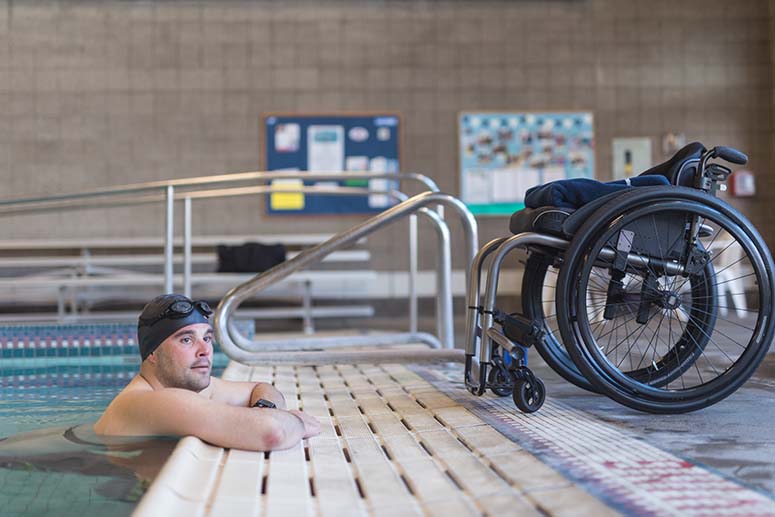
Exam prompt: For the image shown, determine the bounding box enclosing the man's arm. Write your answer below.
[209,377,287,409]
[248,382,287,409]
[97,388,303,451]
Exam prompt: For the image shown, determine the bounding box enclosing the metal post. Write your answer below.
[164,185,174,294]
[302,280,313,334]
[408,214,418,334]
[57,286,66,323]
[183,196,192,298]
[422,210,453,349]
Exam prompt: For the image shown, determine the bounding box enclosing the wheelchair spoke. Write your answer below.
[689,292,750,299]
[699,217,723,252]
[587,309,643,344]
[708,255,747,278]
[711,272,756,289]
[611,312,652,370]
[671,312,689,390]
[597,304,650,358]
[701,304,759,313]
[706,238,737,266]
[636,309,668,373]
[677,307,738,363]
[684,304,757,332]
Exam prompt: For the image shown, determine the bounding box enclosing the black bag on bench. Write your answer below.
[216,242,286,273]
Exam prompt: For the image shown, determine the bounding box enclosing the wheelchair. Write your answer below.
[464,142,775,414]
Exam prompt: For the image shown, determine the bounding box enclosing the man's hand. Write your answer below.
[288,409,321,439]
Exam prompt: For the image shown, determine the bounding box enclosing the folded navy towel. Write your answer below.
[524,176,670,209]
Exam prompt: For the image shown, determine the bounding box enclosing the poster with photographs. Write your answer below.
[459,112,595,215]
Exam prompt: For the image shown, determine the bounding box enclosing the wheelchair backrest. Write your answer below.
[638,142,706,187]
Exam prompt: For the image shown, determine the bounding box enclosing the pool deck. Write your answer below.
[134,351,775,517]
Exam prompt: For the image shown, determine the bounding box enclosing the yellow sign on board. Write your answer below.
[269,179,305,210]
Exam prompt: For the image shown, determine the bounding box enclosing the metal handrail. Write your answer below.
[0,171,440,300]
[0,171,439,210]
[214,191,478,365]
[178,185,452,345]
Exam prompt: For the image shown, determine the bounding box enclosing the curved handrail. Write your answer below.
[214,192,478,361]
[223,205,451,350]
[178,186,454,347]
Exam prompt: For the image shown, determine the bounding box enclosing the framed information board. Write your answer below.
[459,111,595,216]
[262,113,401,215]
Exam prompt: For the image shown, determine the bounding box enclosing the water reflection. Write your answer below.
[0,424,178,514]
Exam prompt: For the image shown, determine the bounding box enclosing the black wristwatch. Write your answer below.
[253,398,277,409]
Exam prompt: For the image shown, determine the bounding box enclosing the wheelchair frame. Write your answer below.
[463,144,774,414]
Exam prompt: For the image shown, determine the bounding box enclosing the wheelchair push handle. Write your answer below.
[712,146,748,165]
[697,145,747,195]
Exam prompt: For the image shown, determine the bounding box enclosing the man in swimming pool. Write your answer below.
[94,294,320,450]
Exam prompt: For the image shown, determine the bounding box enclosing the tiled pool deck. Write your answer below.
[136,360,775,517]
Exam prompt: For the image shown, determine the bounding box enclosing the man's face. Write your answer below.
[150,323,214,391]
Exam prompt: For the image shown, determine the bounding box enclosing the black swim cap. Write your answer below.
[137,294,213,361]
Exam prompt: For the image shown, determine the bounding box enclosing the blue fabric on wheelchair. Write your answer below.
[524,176,670,209]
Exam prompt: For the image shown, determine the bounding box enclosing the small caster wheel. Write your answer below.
[512,377,546,413]
[487,367,513,397]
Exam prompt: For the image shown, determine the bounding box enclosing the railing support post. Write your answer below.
[183,196,192,298]
[164,185,175,294]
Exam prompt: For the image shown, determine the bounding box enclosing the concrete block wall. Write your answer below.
[0,0,772,271]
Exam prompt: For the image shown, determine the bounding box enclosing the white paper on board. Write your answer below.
[346,156,369,171]
[369,156,388,173]
[543,166,565,184]
[463,170,490,204]
[275,123,300,152]
[307,125,344,171]
[514,168,540,201]
[491,167,520,203]
[368,178,390,208]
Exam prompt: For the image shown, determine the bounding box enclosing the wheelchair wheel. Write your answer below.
[513,376,546,413]
[522,253,597,392]
[557,188,775,413]
[488,367,513,397]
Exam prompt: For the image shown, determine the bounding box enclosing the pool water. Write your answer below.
[0,354,229,516]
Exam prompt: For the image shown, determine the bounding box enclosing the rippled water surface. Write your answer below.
[0,355,228,516]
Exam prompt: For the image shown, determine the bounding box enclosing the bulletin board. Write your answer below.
[262,113,401,215]
[458,111,595,216]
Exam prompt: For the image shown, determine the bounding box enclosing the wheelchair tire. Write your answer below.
[513,377,546,413]
[556,187,775,413]
[522,253,597,392]
[487,365,514,397]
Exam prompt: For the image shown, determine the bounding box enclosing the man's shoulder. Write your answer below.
[95,379,217,435]
[113,375,153,399]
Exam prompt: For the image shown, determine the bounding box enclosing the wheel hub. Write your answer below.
[658,291,682,310]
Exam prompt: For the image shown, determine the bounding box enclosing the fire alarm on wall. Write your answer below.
[729,170,756,197]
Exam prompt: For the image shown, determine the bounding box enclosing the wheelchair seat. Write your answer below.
[510,189,632,238]
[509,206,573,237]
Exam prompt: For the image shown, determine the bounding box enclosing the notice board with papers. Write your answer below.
[262,113,401,215]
